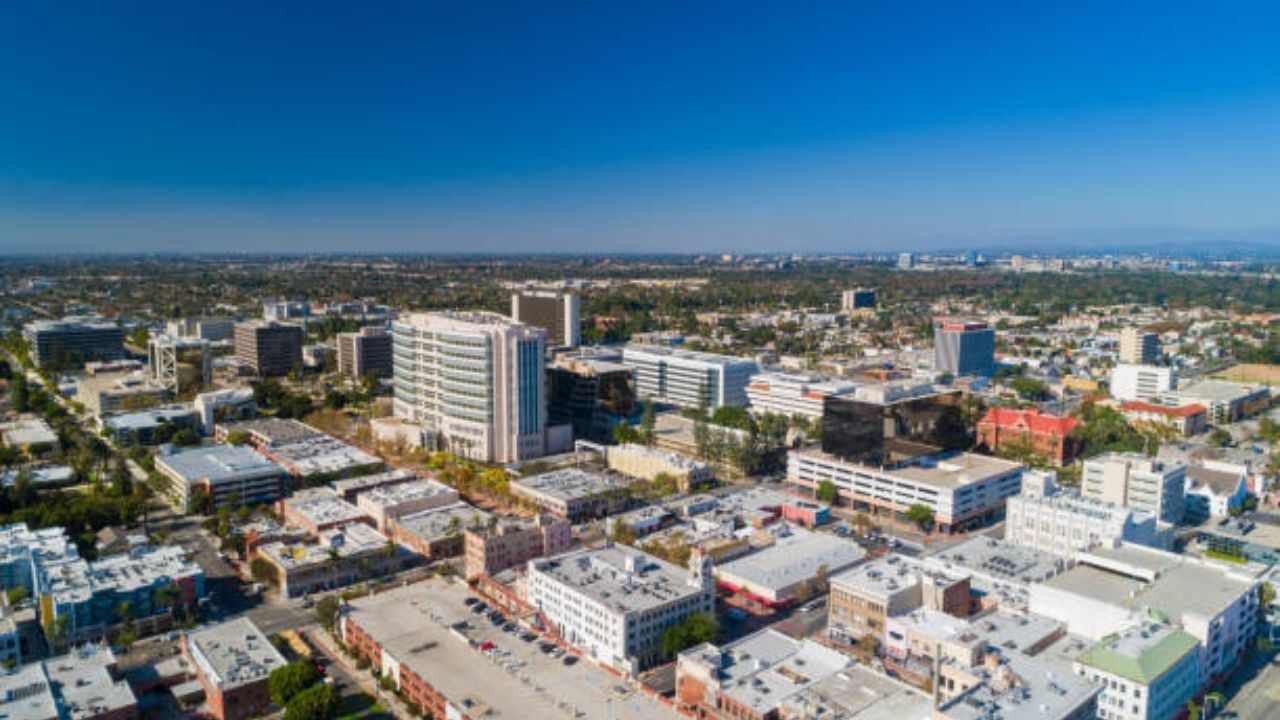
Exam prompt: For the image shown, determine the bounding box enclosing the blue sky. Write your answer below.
[3,2,1280,254]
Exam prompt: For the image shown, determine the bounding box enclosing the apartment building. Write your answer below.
[1005,470,1159,555]
[1118,327,1160,365]
[185,617,286,720]
[1109,364,1176,402]
[23,317,124,369]
[155,445,288,512]
[933,321,995,376]
[393,311,548,463]
[840,287,876,311]
[1081,453,1186,524]
[527,546,716,675]
[510,288,580,347]
[463,513,572,579]
[744,371,857,420]
[621,345,760,409]
[336,326,393,379]
[0,646,137,720]
[233,321,303,377]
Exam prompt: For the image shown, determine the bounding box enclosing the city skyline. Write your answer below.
[4,3,1280,254]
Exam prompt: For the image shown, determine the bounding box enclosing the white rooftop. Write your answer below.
[187,617,286,690]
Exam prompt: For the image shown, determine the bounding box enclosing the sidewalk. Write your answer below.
[308,625,412,719]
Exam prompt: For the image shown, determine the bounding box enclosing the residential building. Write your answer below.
[621,345,760,409]
[355,478,460,532]
[527,546,716,674]
[933,321,995,376]
[1119,327,1160,365]
[713,525,865,607]
[1073,623,1200,720]
[827,555,972,643]
[463,514,572,579]
[155,445,288,512]
[508,468,629,522]
[233,321,303,377]
[255,523,400,598]
[336,326,393,379]
[392,311,549,463]
[279,488,371,535]
[744,371,857,420]
[605,443,713,491]
[386,502,490,560]
[1109,364,1176,402]
[23,317,124,369]
[511,288,580,347]
[1119,400,1207,437]
[547,348,635,443]
[788,449,1023,533]
[976,407,1081,466]
[840,287,877,312]
[1163,380,1269,425]
[1081,453,1186,524]
[0,646,137,720]
[0,524,78,594]
[166,316,236,342]
[193,388,257,435]
[185,617,286,720]
[1005,471,1159,555]
[1183,461,1249,520]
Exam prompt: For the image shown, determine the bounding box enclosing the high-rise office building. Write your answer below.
[22,317,124,369]
[1119,327,1160,365]
[337,326,393,379]
[897,252,915,269]
[1081,453,1187,524]
[620,345,759,409]
[840,288,876,312]
[933,320,995,376]
[392,311,547,463]
[511,289,580,347]
[547,348,635,443]
[233,321,303,377]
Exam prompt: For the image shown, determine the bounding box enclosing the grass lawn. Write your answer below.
[1205,549,1247,564]
[335,692,391,720]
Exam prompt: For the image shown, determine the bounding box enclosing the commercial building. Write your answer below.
[184,617,286,720]
[279,487,371,535]
[840,287,877,312]
[1163,379,1269,425]
[232,321,303,377]
[1109,364,1176,402]
[255,523,400,598]
[818,387,968,467]
[788,449,1023,533]
[23,317,124,369]
[336,326,393,379]
[1005,471,1159,555]
[0,646,137,720]
[605,443,713,491]
[621,345,760,409]
[463,514,572,579]
[976,407,1081,466]
[898,252,915,269]
[386,502,490,560]
[1183,461,1249,520]
[547,348,635,443]
[508,468,629,522]
[511,288,580,347]
[261,300,309,322]
[934,647,1099,720]
[1118,400,1207,437]
[1119,327,1160,365]
[155,445,288,512]
[217,418,383,482]
[1029,543,1261,683]
[166,316,236,342]
[393,311,549,463]
[922,536,1072,612]
[1081,453,1186,524]
[330,468,418,502]
[713,525,865,607]
[933,321,995,376]
[193,388,257,435]
[744,372,857,420]
[527,545,716,674]
[355,478,460,532]
[100,405,200,446]
[0,417,60,456]
[827,555,972,643]
[1073,623,1200,720]
[75,372,169,419]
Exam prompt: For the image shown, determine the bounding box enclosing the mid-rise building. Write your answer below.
[898,252,915,269]
[1005,470,1159,555]
[547,348,635,443]
[1163,379,1269,425]
[933,320,995,376]
[510,288,580,347]
[336,326,393,379]
[185,617,286,720]
[1109,364,1176,402]
[233,321,303,377]
[744,371,857,420]
[976,407,1081,466]
[166,316,236,342]
[75,371,170,419]
[279,487,371,535]
[1081,453,1186,524]
[1119,327,1160,365]
[840,287,877,312]
[508,468,629,522]
[1074,623,1200,720]
[261,300,310,322]
[393,311,548,463]
[788,449,1023,533]
[155,445,289,512]
[827,555,972,643]
[385,502,489,560]
[22,317,124,369]
[463,514,572,579]
[527,546,716,674]
[621,345,760,409]
[0,646,137,720]
[605,443,713,491]
[355,478,460,532]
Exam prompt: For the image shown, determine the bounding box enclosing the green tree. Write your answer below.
[1208,428,1232,447]
[640,400,657,446]
[251,557,279,587]
[284,683,337,720]
[815,479,838,504]
[612,421,641,445]
[905,504,935,531]
[315,595,342,631]
[660,613,718,657]
[611,521,637,546]
[269,660,322,706]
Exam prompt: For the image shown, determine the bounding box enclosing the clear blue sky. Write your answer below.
[3,2,1280,254]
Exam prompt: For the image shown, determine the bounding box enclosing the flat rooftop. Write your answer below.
[682,630,852,716]
[1175,379,1266,402]
[1076,622,1199,685]
[224,417,322,446]
[283,488,369,528]
[794,449,1022,489]
[780,664,933,719]
[512,467,627,502]
[716,526,865,595]
[360,478,459,508]
[157,444,284,483]
[44,646,136,720]
[395,502,492,542]
[331,468,418,496]
[929,536,1070,587]
[530,545,705,615]
[830,554,927,601]
[938,649,1099,720]
[187,617,286,690]
[260,523,389,570]
[622,344,759,368]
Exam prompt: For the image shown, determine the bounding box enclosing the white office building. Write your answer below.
[1109,364,1176,402]
[1074,623,1201,720]
[1005,470,1160,555]
[526,545,715,675]
[392,311,548,463]
[1081,453,1186,524]
[621,345,759,409]
[744,371,857,420]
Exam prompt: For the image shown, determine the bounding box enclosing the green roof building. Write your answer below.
[1074,622,1200,720]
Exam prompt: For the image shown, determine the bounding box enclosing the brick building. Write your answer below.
[976,407,1080,466]
[184,617,285,720]
[462,514,571,579]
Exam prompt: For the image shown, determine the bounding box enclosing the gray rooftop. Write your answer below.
[187,617,286,690]
[530,545,706,615]
[512,467,627,502]
[716,526,866,595]
[157,444,284,483]
[394,502,491,542]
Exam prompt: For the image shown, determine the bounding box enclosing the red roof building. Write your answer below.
[977,407,1081,466]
